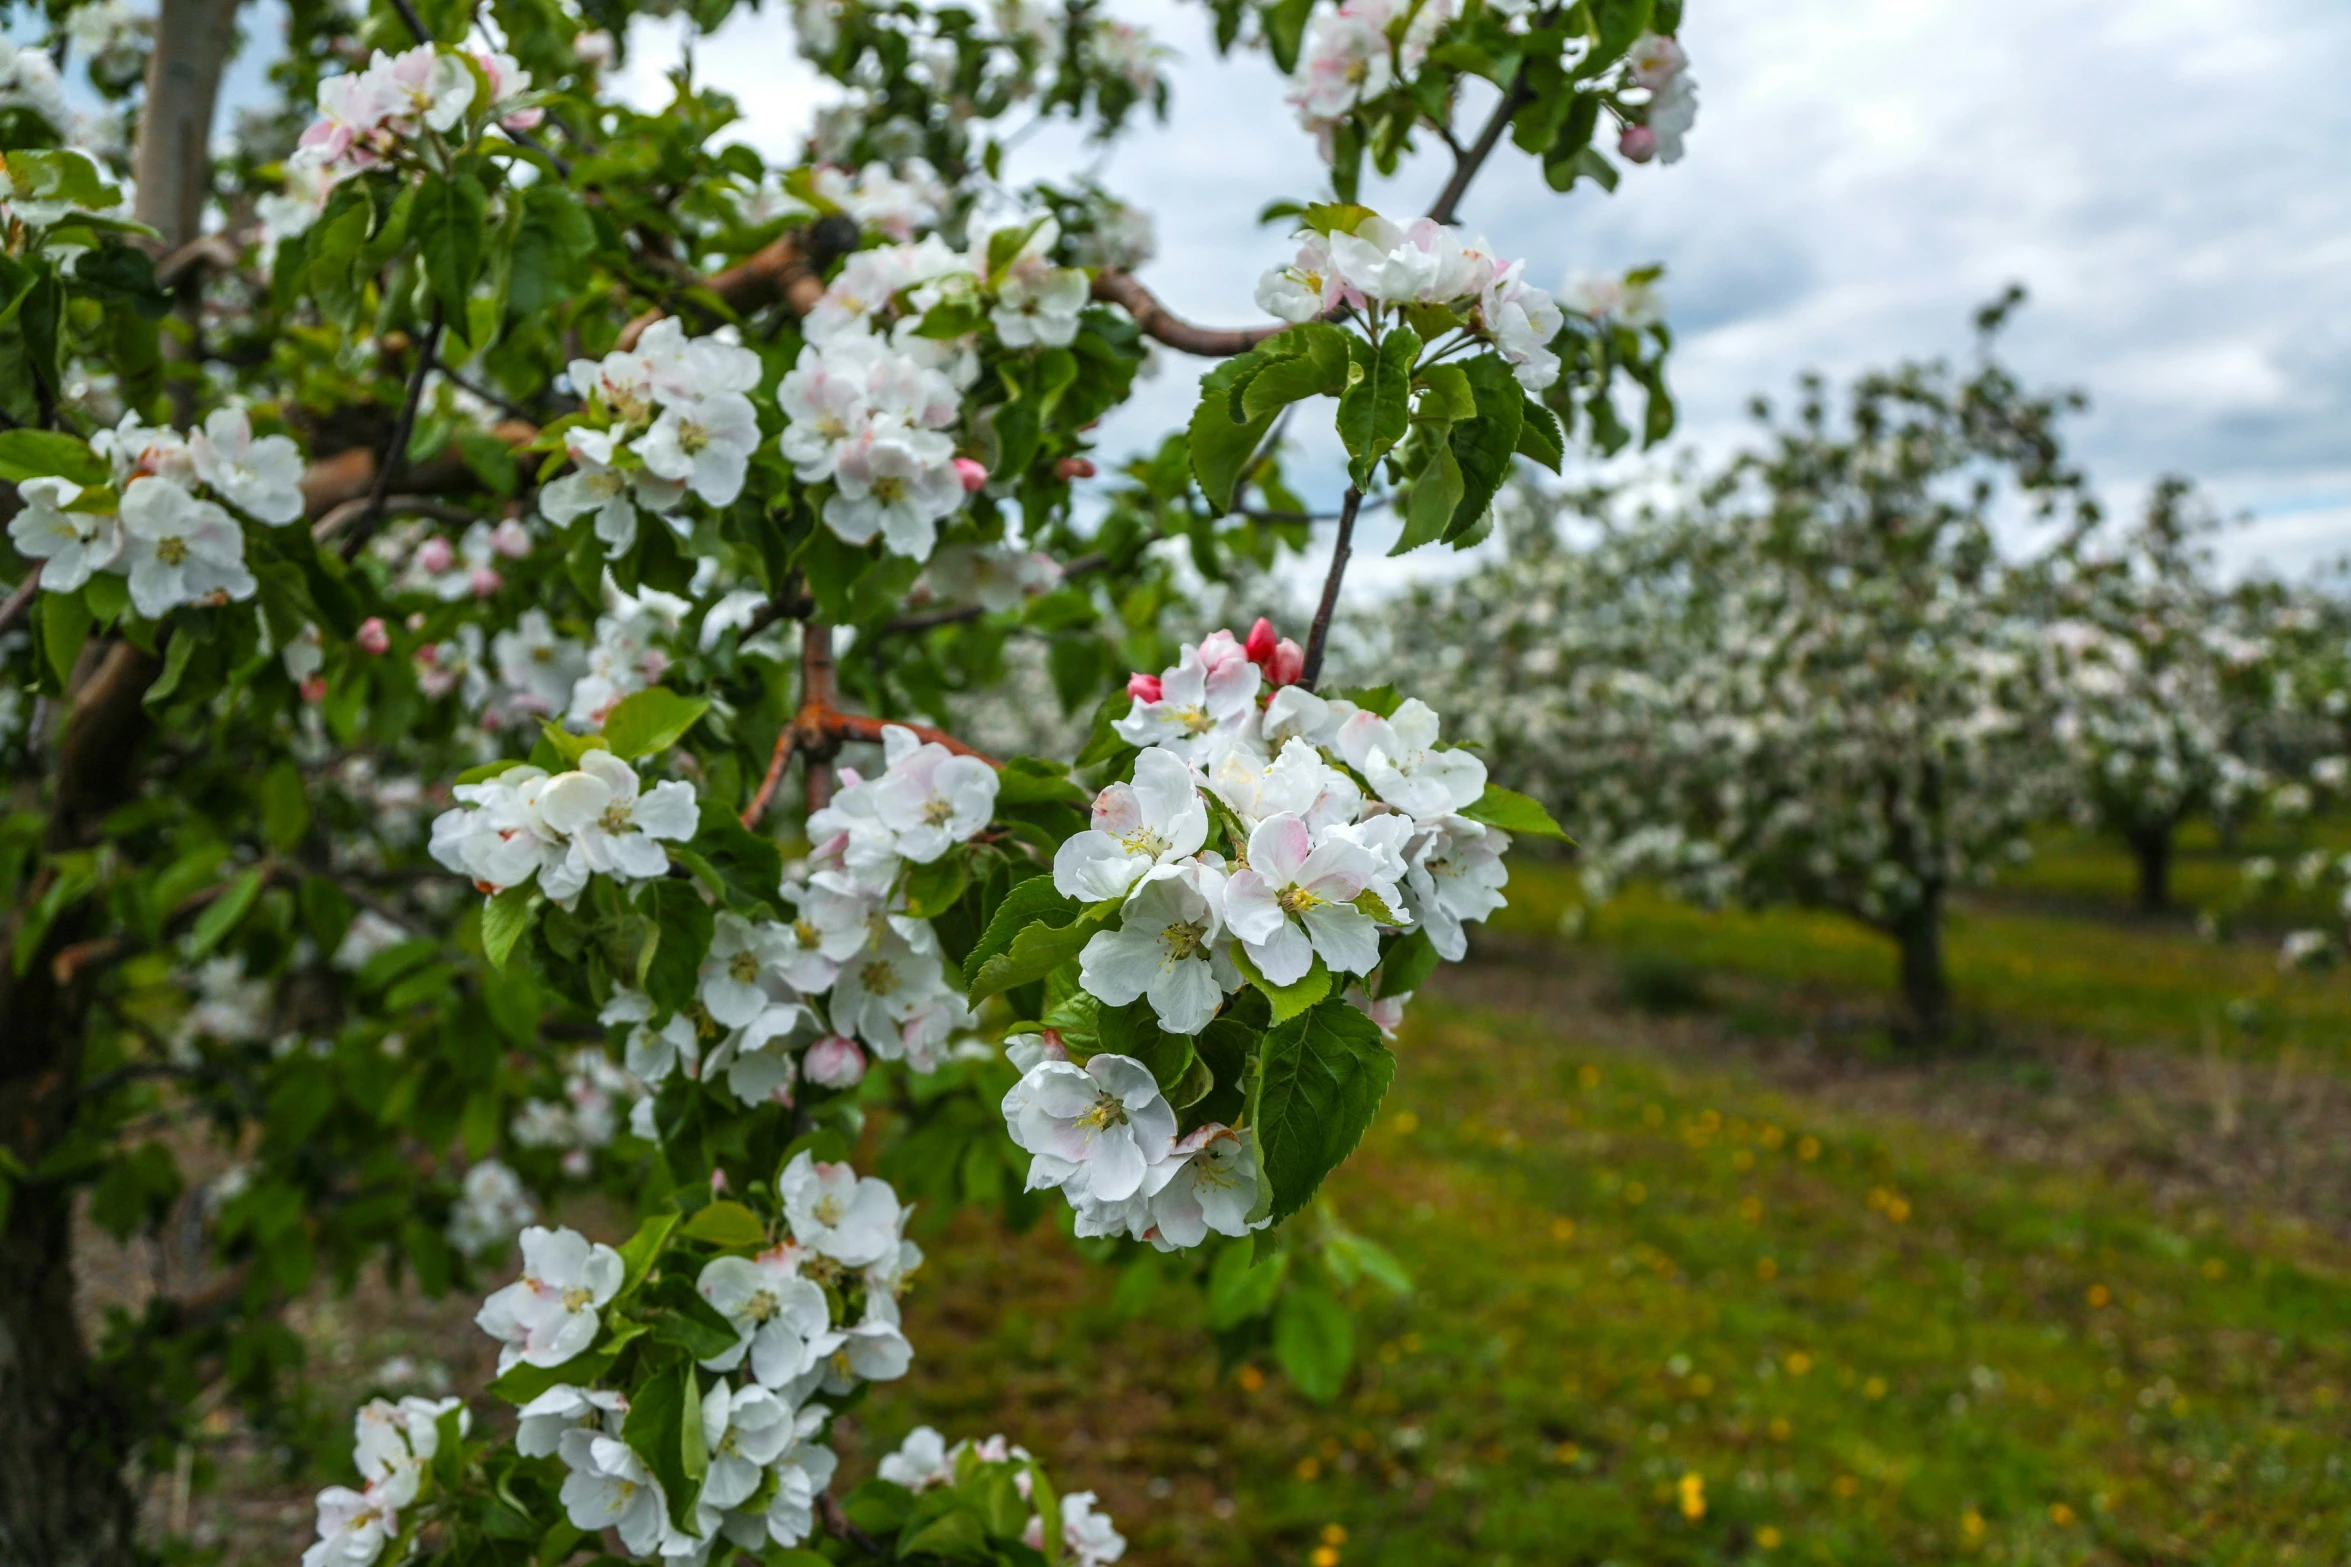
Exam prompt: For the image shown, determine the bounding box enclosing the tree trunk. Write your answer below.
[1892,898,1952,1045]
[2127,822,2173,914]
[0,7,242,1561]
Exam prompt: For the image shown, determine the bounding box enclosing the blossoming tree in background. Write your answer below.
[0,0,1692,1561]
[1383,298,2091,1043]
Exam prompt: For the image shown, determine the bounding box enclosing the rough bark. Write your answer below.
[2127,820,2173,914]
[0,6,244,1561]
[1892,898,1953,1046]
[136,0,241,426]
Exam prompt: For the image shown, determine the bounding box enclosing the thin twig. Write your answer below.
[1426,71,1534,225]
[740,727,797,828]
[313,494,491,543]
[802,621,837,813]
[1300,486,1363,690]
[340,308,446,561]
[436,362,541,423]
[873,550,1112,638]
[0,564,41,637]
[819,1492,887,1558]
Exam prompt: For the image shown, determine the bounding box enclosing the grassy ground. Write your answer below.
[145,831,2351,1564]
[1487,865,2351,1064]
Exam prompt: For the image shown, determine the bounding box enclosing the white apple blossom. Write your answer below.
[1222,812,1388,984]
[118,475,256,618]
[556,1430,668,1556]
[698,1381,800,1509]
[540,426,687,556]
[991,266,1089,348]
[1335,698,1487,819]
[447,1159,536,1256]
[1077,867,1230,1033]
[1143,1125,1267,1250]
[189,406,306,524]
[869,725,1000,861]
[474,1225,625,1371]
[515,1384,627,1458]
[634,390,760,507]
[878,1426,955,1490]
[1402,815,1511,960]
[821,1293,915,1389]
[824,422,966,559]
[1114,631,1263,759]
[1054,745,1210,901]
[699,914,802,1029]
[779,1149,906,1267]
[533,748,699,900]
[697,1248,840,1385]
[7,477,119,591]
[1001,1053,1178,1204]
[829,916,963,1058]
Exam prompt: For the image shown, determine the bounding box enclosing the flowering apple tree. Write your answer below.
[1384,301,2088,1041]
[0,0,1689,1560]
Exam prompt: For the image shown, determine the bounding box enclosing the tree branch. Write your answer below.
[1426,71,1534,226]
[337,309,446,561]
[617,217,860,350]
[1300,486,1363,690]
[0,565,40,638]
[1088,270,1287,358]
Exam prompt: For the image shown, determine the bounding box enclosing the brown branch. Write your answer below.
[819,1491,887,1558]
[0,564,40,637]
[740,727,798,828]
[617,217,858,351]
[822,709,998,762]
[302,420,539,530]
[1300,486,1363,691]
[1426,71,1535,225]
[801,621,838,813]
[1089,270,1287,358]
[338,308,446,560]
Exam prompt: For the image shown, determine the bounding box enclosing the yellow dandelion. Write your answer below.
[1677,1472,1706,1521]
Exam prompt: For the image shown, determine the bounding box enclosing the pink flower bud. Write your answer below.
[1036,1029,1071,1062]
[953,456,990,493]
[1245,617,1279,665]
[1126,671,1163,702]
[404,611,427,632]
[491,519,533,558]
[502,108,546,132]
[415,536,454,574]
[355,617,391,655]
[710,1168,729,1192]
[1266,637,1305,688]
[803,1035,867,1089]
[299,675,328,703]
[1618,123,1657,163]
[1055,456,1097,481]
[469,566,503,597]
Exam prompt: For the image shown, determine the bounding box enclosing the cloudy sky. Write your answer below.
[598,0,2351,580]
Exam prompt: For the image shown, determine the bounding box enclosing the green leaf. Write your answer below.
[901,853,969,920]
[1272,1284,1356,1403]
[1026,1460,1065,1566]
[900,1509,991,1560]
[480,884,539,972]
[1374,926,1440,1000]
[621,1364,704,1534]
[1417,362,1477,423]
[39,589,88,683]
[1188,366,1280,515]
[257,760,311,853]
[1229,943,1332,1024]
[1444,354,1527,542]
[1239,325,1351,420]
[1298,202,1378,237]
[415,171,489,331]
[1249,999,1395,1225]
[1336,326,1420,488]
[602,688,710,759]
[962,876,1080,987]
[187,870,263,958]
[645,1273,746,1360]
[0,428,104,486]
[486,1345,617,1405]
[1461,783,1569,841]
[967,915,1094,1005]
[679,1198,769,1249]
[640,879,715,1014]
[617,1211,681,1291]
[1516,397,1565,472]
[1390,441,1464,556]
[1207,1241,1289,1329]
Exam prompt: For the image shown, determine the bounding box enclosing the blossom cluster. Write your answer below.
[1618,32,1698,165]
[595,724,999,1117]
[996,621,1511,1246]
[468,1156,918,1563]
[543,321,765,554]
[301,1395,470,1567]
[9,409,304,617]
[1285,0,1450,156]
[446,1158,537,1257]
[1255,214,1565,391]
[271,44,539,238]
[777,213,1101,560]
[879,1426,1127,1565]
[428,748,698,907]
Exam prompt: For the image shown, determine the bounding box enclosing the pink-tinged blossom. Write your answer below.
[474,1225,624,1371]
[1222,812,1387,983]
[1076,867,1231,1033]
[1053,745,1210,902]
[1002,1054,1179,1204]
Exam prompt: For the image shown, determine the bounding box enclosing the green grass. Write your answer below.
[1989,820,2351,922]
[1487,865,2351,1062]
[864,995,2351,1566]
